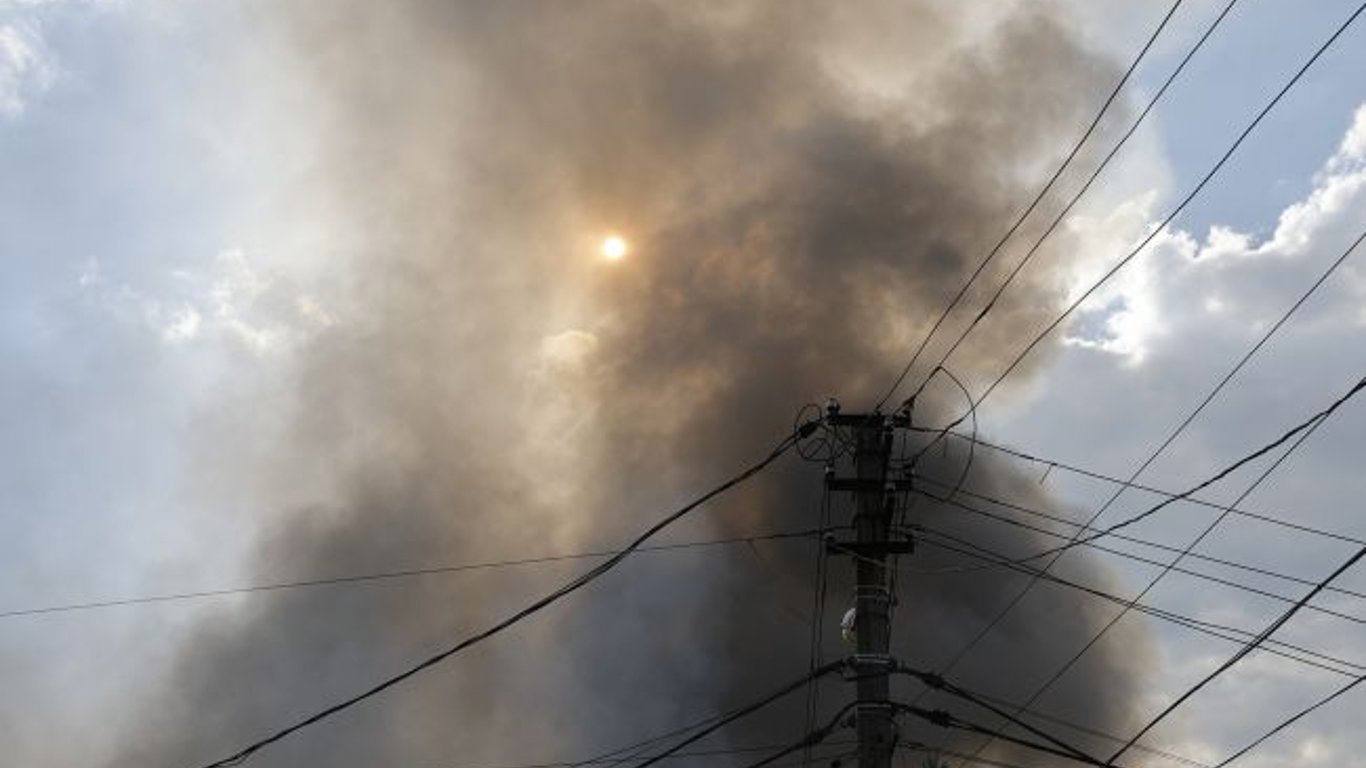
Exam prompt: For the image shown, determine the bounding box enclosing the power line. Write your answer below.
[0,530,825,622]
[801,486,835,768]
[895,8,1364,737]
[966,373,1366,570]
[898,667,1104,766]
[923,429,1366,548]
[915,484,1366,625]
[958,690,1211,768]
[907,0,1364,429]
[901,0,1241,410]
[823,517,1366,674]
[947,363,1366,764]
[911,528,1365,677]
[191,426,814,768]
[872,0,1189,411]
[897,743,1043,768]
[425,741,858,768]
[916,217,1366,558]
[529,662,830,768]
[891,702,1118,768]
[918,476,1366,603]
[1108,545,1366,764]
[728,701,860,768]
[1211,674,1365,767]
[906,371,1366,716]
[631,660,848,768]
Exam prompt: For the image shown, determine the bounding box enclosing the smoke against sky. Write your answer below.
[90,3,1171,767]
[0,2,1201,766]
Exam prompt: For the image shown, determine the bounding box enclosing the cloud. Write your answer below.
[80,248,337,354]
[1062,101,1366,365]
[0,20,55,117]
[993,101,1366,767]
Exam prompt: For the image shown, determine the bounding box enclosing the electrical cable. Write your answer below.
[191,425,817,768]
[1211,674,1364,767]
[949,363,1366,766]
[913,484,1366,625]
[1,530,828,622]
[561,683,853,768]
[899,0,1241,412]
[746,538,814,626]
[1107,545,1366,764]
[922,428,1366,548]
[910,528,1365,677]
[727,701,860,768]
[917,217,1365,579]
[424,741,857,768]
[897,666,1101,765]
[895,16,1366,742]
[958,690,1211,768]
[905,0,1360,431]
[906,366,979,504]
[950,373,1366,572]
[631,660,849,768]
[901,372,1366,739]
[897,742,1046,768]
[890,702,1117,768]
[917,476,1366,602]
[801,486,835,768]
[872,0,1188,411]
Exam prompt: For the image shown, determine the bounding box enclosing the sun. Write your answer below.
[601,235,628,261]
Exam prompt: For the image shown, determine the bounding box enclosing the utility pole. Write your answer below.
[824,402,909,768]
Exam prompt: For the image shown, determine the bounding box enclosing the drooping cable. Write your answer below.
[900,0,1242,410]
[940,359,1366,764]
[906,0,1361,432]
[897,666,1102,765]
[956,373,1366,570]
[800,485,834,768]
[891,702,1118,768]
[914,482,1366,625]
[192,425,816,768]
[922,478,1358,596]
[897,18,1366,732]
[2,529,827,622]
[872,0,1188,411]
[424,741,859,768]
[630,660,848,768]
[1211,674,1365,767]
[727,701,859,768]
[911,527,1365,677]
[1108,545,1366,764]
[926,428,1366,547]
[905,372,1366,723]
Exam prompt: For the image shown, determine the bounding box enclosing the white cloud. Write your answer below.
[0,20,55,117]
[995,102,1366,768]
[1327,104,1366,171]
[160,304,200,343]
[80,248,337,355]
[1059,102,1366,366]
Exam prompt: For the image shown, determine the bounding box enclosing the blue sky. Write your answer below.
[2,2,1365,767]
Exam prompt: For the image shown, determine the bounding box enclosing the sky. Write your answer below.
[1,1,1364,768]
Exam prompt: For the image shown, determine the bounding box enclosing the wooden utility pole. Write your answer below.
[825,404,907,768]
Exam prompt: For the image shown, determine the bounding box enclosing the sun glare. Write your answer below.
[601,235,628,261]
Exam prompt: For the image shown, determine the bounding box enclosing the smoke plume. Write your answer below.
[115,3,1157,766]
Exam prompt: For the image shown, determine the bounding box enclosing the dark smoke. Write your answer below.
[113,3,1156,767]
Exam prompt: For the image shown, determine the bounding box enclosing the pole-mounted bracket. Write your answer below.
[847,653,899,673]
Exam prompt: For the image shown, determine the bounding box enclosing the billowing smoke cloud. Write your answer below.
[113,3,1156,766]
